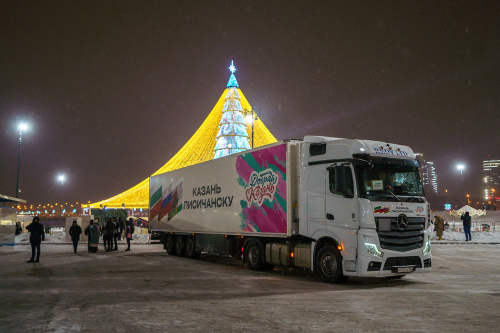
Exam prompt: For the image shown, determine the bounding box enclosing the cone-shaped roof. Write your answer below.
[85,71,277,209]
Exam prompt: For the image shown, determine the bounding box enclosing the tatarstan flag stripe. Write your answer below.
[150,186,162,208]
[150,200,162,220]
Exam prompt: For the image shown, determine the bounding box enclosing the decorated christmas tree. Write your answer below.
[213,61,251,159]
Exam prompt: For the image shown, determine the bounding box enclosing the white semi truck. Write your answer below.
[149,136,432,283]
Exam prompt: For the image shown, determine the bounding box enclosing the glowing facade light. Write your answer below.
[58,175,65,183]
[457,164,465,171]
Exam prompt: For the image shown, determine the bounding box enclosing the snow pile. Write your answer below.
[15,231,152,244]
[130,233,150,243]
[15,231,66,244]
[431,231,500,243]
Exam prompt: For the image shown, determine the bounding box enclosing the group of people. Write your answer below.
[83,217,135,253]
[24,216,136,263]
[434,212,472,241]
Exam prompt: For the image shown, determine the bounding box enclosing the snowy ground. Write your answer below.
[430,230,500,243]
[14,230,152,244]
[1,243,500,332]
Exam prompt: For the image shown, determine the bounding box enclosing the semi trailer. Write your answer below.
[149,136,432,283]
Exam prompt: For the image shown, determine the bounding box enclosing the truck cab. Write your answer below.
[300,136,432,282]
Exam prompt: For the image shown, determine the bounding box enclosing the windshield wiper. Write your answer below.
[386,190,400,201]
[405,191,425,203]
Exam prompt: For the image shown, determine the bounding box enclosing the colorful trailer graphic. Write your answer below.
[149,143,289,236]
[235,144,287,233]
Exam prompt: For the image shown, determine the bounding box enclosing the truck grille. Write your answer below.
[375,217,425,252]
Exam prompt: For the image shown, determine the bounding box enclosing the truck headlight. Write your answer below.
[423,237,431,255]
[364,236,382,257]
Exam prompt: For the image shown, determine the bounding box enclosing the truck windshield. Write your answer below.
[355,163,425,202]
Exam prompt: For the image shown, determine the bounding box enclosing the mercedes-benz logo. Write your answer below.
[397,214,409,230]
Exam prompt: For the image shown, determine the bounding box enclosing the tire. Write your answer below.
[245,241,263,271]
[316,245,347,284]
[165,234,176,255]
[175,236,186,257]
[261,263,275,271]
[185,235,196,259]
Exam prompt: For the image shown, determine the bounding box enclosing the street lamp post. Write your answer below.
[244,108,261,149]
[15,123,28,198]
[58,175,65,214]
[457,164,465,207]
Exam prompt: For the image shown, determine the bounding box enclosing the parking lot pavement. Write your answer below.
[1,243,499,332]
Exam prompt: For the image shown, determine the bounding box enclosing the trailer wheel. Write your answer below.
[245,241,263,271]
[175,236,186,257]
[165,234,176,255]
[185,235,197,259]
[316,245,347,284]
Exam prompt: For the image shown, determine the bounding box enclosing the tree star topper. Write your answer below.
[229,60,236,73]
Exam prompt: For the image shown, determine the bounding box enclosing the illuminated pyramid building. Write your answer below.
[85,62,277,209]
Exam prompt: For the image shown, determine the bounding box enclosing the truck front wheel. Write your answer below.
[165,234,176,255]
[316,245,347,284]
[245,241,263,271]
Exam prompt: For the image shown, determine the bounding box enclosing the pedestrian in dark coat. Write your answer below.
[101,218,109,250]
[84,223,91,252]
[461,212,472,241]
[125,218,135,251]
[69,220,82,253]
[88,220,99,253]
[112,217,119,251]
[118,218,125,240]
[105,219,114,252]
[15,222,22,236]
[26,216,45,263]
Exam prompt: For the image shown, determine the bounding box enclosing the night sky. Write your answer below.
[1,1,499,207]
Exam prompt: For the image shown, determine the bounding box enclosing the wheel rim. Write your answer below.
[176,239,182,252]
[166,238,173,251]
[186,238,194,254]
[321,252,337,277]
[248,246,259,266]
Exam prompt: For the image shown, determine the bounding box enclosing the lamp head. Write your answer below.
[58,175,65,183]
[457,164,465,171]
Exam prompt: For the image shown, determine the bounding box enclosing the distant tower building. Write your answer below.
[415,153,438,195]
[483,159,500,204]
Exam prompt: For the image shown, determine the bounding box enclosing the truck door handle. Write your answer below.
[326,214,334,220]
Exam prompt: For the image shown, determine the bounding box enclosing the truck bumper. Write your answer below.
[350,230,432,277]
[356,254,431,277]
